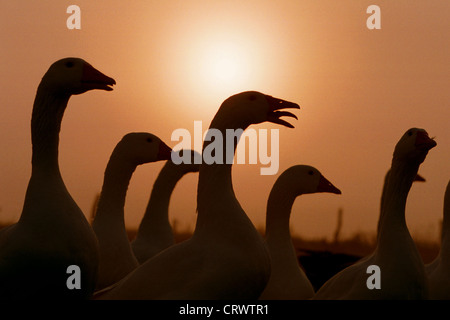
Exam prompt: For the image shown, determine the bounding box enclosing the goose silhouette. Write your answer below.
[91,132,172,290]
[313,128,436,299]
[0,58,115,299]
[259,165,341,300]
[131,149,200,264]
[97,91,300,299]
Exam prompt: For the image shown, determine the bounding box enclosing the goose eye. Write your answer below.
[65,61,75,68]
[146,138,153,143]
[407,130,413,137]
[249,95,257,101]
[308,170,314,175]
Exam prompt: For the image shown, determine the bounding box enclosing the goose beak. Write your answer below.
[157,141,173,161]
[265,95,300,128]
[415,131,437,151]
[81,63,116,91]
[318,175,342,194]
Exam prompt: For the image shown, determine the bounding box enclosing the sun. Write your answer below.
[196,39,251,96]
[211,55,238,83]
[160,25,270,105]
[203,42,240,83]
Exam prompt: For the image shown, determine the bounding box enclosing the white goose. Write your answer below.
[91,132,172,290]
[0,58,115,299]
[131,149,200,264]
[425,179,450,299]
[313,128,436,299]
[259,165,341,300]
[97,91,300,299]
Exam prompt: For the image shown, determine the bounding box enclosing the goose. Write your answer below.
[0,57,115,299]
[425,179,450,299]
[131,149,200,264]
[97,91,300,299]
[259,165,341,300]
[377,170,425,238]
[313,128,436,299]
[91,132,172,291]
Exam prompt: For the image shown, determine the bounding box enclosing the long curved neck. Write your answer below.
[92,153,138,289]
[94,154,136,231]
[265,181,297,245]
[137,163,185,239]
[377,160,419,250]
[18,87,71,224]
[30,87,69,175]
[194,109,251,238]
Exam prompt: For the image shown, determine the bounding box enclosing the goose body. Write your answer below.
[131,150,200,264]
[426,179,450,299]
[259,165,341,300]
[0,58,115,299]
[98,91,300,299]
[91,132,172,290]
[313,128,436,300]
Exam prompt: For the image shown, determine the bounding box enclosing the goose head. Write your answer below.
[113,132,172,166]
[279,165,342,196]
[39,57,116,96]
[217,91,300,129]
[393,128,437,164]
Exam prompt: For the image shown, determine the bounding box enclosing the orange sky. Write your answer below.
[0,1,449,241]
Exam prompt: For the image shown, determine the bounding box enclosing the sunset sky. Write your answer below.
[0,1,449,242]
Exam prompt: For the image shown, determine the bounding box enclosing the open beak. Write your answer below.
[415,131,437,151]
[157,141,173,161]
[317,175,342,194]
[265,95,300,128]
[81,62,116,91]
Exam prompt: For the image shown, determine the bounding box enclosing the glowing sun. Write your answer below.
[198,40,251,93]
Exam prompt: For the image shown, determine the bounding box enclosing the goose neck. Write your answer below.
[30,88,70,174]
[194,118,251,236]
[137,164,183,236]
[265,182,297,242]
[197,117,248,206]
[377,160,419,248]
[151,164,186,206]
[95,156,136,222]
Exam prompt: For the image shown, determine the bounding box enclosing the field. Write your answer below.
[0,220,440,293]
[0,217,439,278]
[127,227,440,292]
